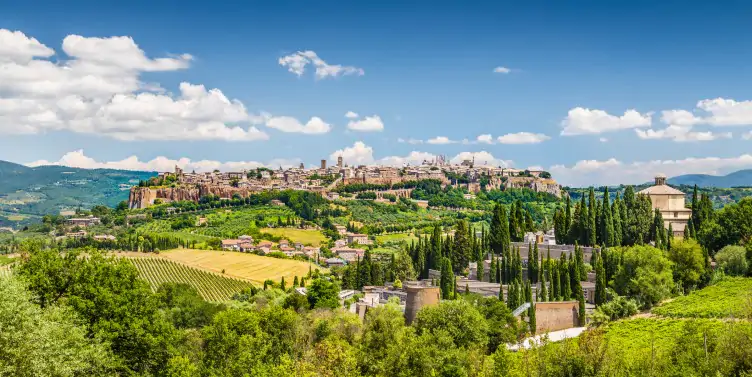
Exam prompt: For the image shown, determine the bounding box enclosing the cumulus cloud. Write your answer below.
[329,142,511,168]
[476,134,494,144]
[493,66,512,74]
[635,125,731,142]
[550,154,752,186]
[264,115,331,134]
[347,115,384,132]
[497,132,550,144]
[450,151,511,167]
[426,136,455,145]
[0,29,273,141]
[345,111,359,119]
[397,138,423,145]
[744,131,752,140]
[560,107,652,136]
[26,149,301,172]
[278,50,364,79]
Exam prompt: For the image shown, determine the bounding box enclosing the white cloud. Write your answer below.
[329,142,511,168]
[550,154,752,186]
[264,115,331,134]
[397,138,423,145]
[599,137,608,143]
[694,98,752,126]
[278,50,364,79]
[450,151,511,167]
[561,107,652,136]
[26,149,300,172]
[476,134,494,144]
[0,29,271,141]
[329,141,375,166]
[635,125,732,142]
[660,109,701,127]
[493,66,512,74]
[347,115,384,132]
[0,29,54,63]
[426,136,455,145]
[743,131,752,140]
[497,132,550,144]
[379,151,437,167]
[345,111,358,119]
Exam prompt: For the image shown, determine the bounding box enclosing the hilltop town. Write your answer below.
[128,155,561,209]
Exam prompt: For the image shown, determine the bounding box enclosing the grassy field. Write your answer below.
[602,318,730,365]
[260,228,327,247]
[129,257,253,301]
[375,233,419,244]
[158,249,325,284]
[0,255,16,266]
[0,266,11,278]
[652,277,752,318]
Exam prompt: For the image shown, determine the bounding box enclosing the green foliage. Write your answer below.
[590,292,638,326]
[667,238,706,291]
[307,278,340,309]
[16,249,178,375]
[0,276,115,375]
[652,277,752,318]
[614,245,674,308]
[715,245,749,276]
[413,299,489,349]
[156,282,226,329]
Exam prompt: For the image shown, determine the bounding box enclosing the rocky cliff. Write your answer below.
[128,185,263,209]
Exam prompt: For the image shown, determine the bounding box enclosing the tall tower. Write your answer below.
[320,159,327,169]
[337,156,343,168]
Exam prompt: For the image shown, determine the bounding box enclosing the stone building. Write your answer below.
[637,174,692,236]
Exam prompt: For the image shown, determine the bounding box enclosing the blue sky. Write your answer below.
[2,0,752,186]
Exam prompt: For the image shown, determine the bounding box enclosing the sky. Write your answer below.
[2,0,752,186]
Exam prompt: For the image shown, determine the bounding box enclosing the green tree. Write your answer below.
[594,250,607,306]
[715,245,748,276]
[413,300,489,349]
[307,278,340,309]
[0,276,115,376]
[439,257,455,299]
[666,238,705,291]
[452,220,471,274]
[614,245,674,308]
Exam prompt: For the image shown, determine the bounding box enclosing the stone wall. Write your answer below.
[128,184,267,209]
[535,301,580,333]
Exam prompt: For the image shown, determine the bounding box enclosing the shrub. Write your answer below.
[715,245,748,276]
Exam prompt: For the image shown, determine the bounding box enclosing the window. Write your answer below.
[674,212,678,218]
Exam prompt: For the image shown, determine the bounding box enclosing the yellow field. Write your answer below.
[157,249,326,284]
[259,228,328,247]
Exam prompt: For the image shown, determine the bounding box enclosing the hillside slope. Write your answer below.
[669,169,752,187]
[0,160,155,225]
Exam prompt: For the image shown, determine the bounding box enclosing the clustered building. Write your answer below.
[133,156,561,209]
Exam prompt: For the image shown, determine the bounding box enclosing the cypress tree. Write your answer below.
[489,257,497,283]
[578,290,586,326]
[588,187,597,247]
[667,223,673,250]
[552,264,560,301]
[529,243,539,284]
[539,272,547,302]
[280,277,286,291]
[561,258,572,300]
[595,250,606,306]
[612,193,623,246]
[501,249,507,283]
[496,258,502,284]
[300,277,305,287]
[564,195,572,243]
[440,257,454,300]
[529,301,537,334]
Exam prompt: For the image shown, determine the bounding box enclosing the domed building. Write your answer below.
[637,174,692,237]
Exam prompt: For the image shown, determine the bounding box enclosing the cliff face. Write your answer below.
[128,185,262,209]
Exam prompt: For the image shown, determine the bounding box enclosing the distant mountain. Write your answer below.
[668,169,752,188]
[0,160,155,226]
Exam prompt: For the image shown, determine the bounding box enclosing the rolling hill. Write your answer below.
[668,169,752,188]
[0,160,155,227]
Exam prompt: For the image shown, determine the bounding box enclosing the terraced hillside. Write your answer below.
[129,257,254,302]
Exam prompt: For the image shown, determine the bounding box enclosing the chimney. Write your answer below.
[655,174,667,186]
